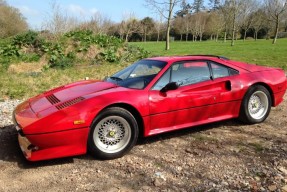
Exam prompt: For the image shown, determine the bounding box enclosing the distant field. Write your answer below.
[132,39,287,69]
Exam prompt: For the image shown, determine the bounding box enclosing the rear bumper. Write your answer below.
[17,127,89,161]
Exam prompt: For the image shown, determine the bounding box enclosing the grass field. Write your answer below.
[0,39,286,99]
[132,39,287,69]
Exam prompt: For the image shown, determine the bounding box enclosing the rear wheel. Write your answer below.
[88,107,138,159]
[239,85,271,124]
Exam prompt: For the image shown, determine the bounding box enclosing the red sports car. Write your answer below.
[13,55,287,161]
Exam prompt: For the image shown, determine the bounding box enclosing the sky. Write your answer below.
[6,0,155,30]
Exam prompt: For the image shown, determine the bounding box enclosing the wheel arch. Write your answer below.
[249,82,274,106]
[95,103,144,138]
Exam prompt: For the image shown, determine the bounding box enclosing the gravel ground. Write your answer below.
[0,94,287,192]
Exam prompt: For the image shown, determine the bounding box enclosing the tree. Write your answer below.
[175,0,192,17]
[42,2,78,35]
[205,10,224,41]
[173,16,185,41]
[174,0,192,41]
[264,0,287,44]
[80,13,113,35]
[208,0,221,10]
[139,17,155,42]
[189,15,199,41]
[154,16,165,42]
[283,11,287,32]
[251,8,266,40]
[219,2,232,43]
[239,0,258,41]
[194,12,209,41]
[220,0,245,46]
[0,0,28,38]
[119,14,140,42]
[193,0,205,13]
[145,0,181,50]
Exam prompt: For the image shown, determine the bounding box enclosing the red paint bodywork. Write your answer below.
[13,56,287,161]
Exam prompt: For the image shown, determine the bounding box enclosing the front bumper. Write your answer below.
[13,105,91,161]
[15,127,90,161]
[18,134,33,159]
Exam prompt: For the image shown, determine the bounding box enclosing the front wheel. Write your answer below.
[88,107,138,160]
[239,85,271,124]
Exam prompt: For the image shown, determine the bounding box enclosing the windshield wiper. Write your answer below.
[109,76,123,81]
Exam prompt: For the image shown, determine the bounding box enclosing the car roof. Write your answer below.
[146,55,274,73]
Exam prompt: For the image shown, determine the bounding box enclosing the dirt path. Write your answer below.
[0,94,287,192]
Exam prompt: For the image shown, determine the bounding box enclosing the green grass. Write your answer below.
[132,39,287,69]
[1,39,287,99]
[0,63,126,99]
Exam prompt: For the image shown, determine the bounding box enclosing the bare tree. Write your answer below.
[42,2,79,35]
[239,0,258,41]
[251,8,266,40]
[80,12,113,35]
[219,2,232,43]
[283,11,287,32]
[183,14,192,41]
[193,0,205,13]
[173,16,185,41]
[189,12,209,42]
[190,15,199,41]
[119,13,140,42]
[145,0,181,50]
[197,12,209,41]
[219,0,247,46]
[264,0,287,44]
[205,11,224,41]
[154,16,165,42]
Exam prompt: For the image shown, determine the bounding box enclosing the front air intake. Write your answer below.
[56,97,85,110]
[46,94,61,104]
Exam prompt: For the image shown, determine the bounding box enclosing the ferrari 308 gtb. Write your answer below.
[13,55,287,161]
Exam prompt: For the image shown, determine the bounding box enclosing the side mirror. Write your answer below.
[160,82,179,93]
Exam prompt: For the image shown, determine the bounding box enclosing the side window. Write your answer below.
[171,61,211,86]
[210,62,230,79]
[152,68,171,90]
[152,61,211,90]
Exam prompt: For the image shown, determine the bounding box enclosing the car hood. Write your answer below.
[29,80,117,116]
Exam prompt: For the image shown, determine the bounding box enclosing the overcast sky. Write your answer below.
[6,0,155,30]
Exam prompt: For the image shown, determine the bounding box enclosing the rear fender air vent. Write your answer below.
[46,94,61,104]
[45,86,65,94]
[56,97,85,110]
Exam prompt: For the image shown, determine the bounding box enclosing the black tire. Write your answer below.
[239,85,271,124]
[88,107,138,160]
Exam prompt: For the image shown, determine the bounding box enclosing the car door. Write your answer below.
[207,61,242,119]
[148,61,217,134]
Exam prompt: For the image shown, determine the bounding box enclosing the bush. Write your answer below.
[49,56,75,69]
[12,31,40,47]
[0,30,150,70]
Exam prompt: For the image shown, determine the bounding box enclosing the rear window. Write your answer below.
[210,61,239,78]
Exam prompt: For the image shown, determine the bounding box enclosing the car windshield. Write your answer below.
[105,59,167,89]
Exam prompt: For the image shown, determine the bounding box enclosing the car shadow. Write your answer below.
[0,119,242,168]
[137,119,242,145]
